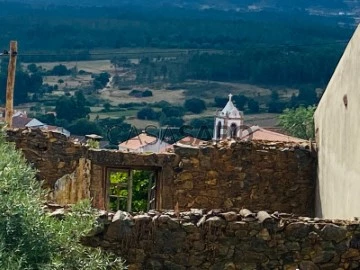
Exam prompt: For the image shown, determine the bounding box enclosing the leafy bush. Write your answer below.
[109,170,151,212]
[247,98,260,113]
[278,106,316,140]
[142,90,153,97]
[232,95,248,110]
[160,116,184,127]
[129,89,153,98]
[214,96,227,108]
[151,100,171,108]
[184,98,207,114]
[162,106,185,118]
[68,118,103,136]
[118,102,147,108]
[137,107,159,120]
[93,72,110,90]
[0,132,125,269]
[129,89,143,97]
[51,64,70,76]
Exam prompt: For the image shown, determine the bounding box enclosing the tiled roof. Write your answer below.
[119,133,158,150]
[241,126,306,143]
[176,136,207,146]
[12,116,33,128]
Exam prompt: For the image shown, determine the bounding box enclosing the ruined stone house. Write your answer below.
[5,25,360,270]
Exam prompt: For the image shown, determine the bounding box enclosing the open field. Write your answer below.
[27,58,298,105]
[101,89,187,105]
[29,60,114,73]
[19,57,294,132]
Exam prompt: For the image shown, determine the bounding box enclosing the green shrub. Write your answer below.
[0,132,125,269]
[184,98,206,114]
[142,90,153,97]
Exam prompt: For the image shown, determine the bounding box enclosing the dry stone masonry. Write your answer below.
[82,209,360,270]
[6,128,316,216]
[7,129,360,269]
[171,142,316,216]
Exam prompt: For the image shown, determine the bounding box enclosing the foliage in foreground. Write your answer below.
[278,106,316,140]
[0,133,126,270]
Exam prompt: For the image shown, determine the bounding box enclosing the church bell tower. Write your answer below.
[213,94,244,141]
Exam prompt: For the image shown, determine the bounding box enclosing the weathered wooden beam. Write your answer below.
[5,41,18,128]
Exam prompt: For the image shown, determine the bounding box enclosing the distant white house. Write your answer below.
[0,109,70,137]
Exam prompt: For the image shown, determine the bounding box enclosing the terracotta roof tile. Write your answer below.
[242,126,306,143]
[119,133,157,150]
[12,116,32,128]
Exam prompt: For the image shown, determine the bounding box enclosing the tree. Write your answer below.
[247,99,260,113]
[98,117,131,145]
[270,90,279,101]
[13,71,31,105]
[184,98,206,114]
[51,64,70,76]
[232,95,248,110]
[297,87,318,106]
[137,107,158,120]
[268,101,286,113]
[68,118,102,136]
[37,113,56,126]
[55,91,90,122]
[162,106,184,118]
[0,67,33,105]
[93,72,110,89]
[0,133,125,269]
[55,96,76,122]
[142,90,153,97]
[160,117,184,127]
[103,102,111,112]
[214,96,227,108]
[28,73,43,93]
[278,106,316,140]
[109,170,151,212]
[27,63,38,73]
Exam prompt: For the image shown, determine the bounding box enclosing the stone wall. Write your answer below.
[83,209,360,270]
[6,129,316,216]
[6,129,87,189]
[171,142,316,216]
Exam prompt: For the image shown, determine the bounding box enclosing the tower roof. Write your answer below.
[218,94,243,119]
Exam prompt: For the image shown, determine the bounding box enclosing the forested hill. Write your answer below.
[0,0,355,90]
[0,1,354,53]
[0,0,352,10]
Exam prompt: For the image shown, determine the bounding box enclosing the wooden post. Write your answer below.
[5,41,17,128]
[147,172,154,211]
[127,169,133,212]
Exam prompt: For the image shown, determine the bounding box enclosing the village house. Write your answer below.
[314,24,360,219]
[0,109,70,137]
[118,131,171,153]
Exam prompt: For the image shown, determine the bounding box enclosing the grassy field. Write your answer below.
[19,57,293,131]
[35,60,114,73]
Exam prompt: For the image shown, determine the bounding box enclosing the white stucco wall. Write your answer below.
[143,140,171,153]
[314,25,360,219]
[213,118,225,140]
